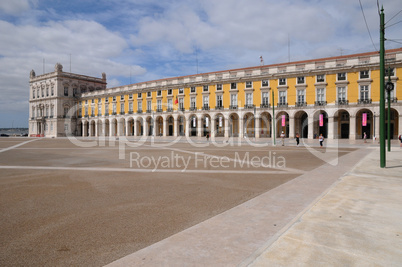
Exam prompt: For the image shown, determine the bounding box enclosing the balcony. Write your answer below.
[166,108,173,112]
[202,105,210,111]
[105,112,109,117]
[156,108,163,113]
[314,101,327,106]
[112,112,117,116]
[179,107,185,112]
[137,109,143,114]
[336,100,349,105]
[120,111,125,115]
[146,109,152,114]
[295,102,307,107]
[277,103,288,108]
[244,104,255,109]
[189,107,197,111]
[387,97,398,103]
[128,110,133,114]
[229,105,238,110]
[215,106,224,110]
[260,104,271,108]
[357,99,372,104]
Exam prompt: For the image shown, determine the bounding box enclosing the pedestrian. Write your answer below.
[363,132,367,143]
[206,133,210,141]
[399,134,402,148]
[280,131,285,146]
[295,133,300,146]
[319,133,324,148]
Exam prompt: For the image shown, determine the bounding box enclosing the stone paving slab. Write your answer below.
[249,148,402,266]
[106,147,368,266]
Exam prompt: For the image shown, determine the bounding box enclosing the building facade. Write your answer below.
[29,48,402,140]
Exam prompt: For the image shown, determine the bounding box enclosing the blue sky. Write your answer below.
[0,0,401,128]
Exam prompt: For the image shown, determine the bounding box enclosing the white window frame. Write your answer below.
[278,78,286,86]
[359,85,370,100]
[337,87,347,101]
[190,97,196,108]
[245,93,253,106]
[261,80,269,87]
[216,84,222,91]
[203,95,209,107]
[279,91,287,104]
[216,95,223,107]
[157,99,162,110]
[297,89,305,103]
[316,75,325,83]
[316,88,326,102]
[179,88,184,94]
[262,92,269,105]
[337,72,346,81]
[245,81,253,88]
[230,94,237,106]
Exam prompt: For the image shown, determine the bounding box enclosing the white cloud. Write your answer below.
[0,0,32,15]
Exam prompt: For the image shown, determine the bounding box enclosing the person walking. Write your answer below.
[280,131,285,146]
[363,132,367,143]
[319,133,324,148]
[399,134,402,148]
[295,133,300,146]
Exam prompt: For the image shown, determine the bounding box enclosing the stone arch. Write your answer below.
[334,109,350,139]
[243,112,255,138]
[294,110,308,139]
[213,113,225,137]
[229,113,239,137]
[276,111,289,137]
[313,110,329,139]
[355,109,373,139]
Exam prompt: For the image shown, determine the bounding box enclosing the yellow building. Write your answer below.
[29,48,402,140]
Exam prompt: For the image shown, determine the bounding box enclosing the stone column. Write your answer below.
[224,116,230,138]
[327,116,335,139]
[143,119,148,136]
[197,116,203,137]
[173,118,178,137]
[308,114,314,139]
[163,117,167,137]
[211,117,216,138]
[255,116,260,138]
[133,119,137,136]
[185,118,190,137]
[288,116,295,139]
[125,120,130,136]
[102,121,106,136]
[239,116,244,138]
[349,115,356,140]
[82,122,86,137]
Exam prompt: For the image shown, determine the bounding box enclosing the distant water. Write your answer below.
[0,128,29,136]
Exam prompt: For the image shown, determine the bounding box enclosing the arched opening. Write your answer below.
[260,112,271,138]
[155,116,163,136]
[214,113,225,137]
[385,108,399,139]
[294,111,308,139]
[276,112,289,137]
[313,110,328,138]
[243,112,255,137]
[334,109,350,139]
[229,113,239,137]
[146,116,153,136]
[356,109,373,139]
[104,119,110,136]
[127,117,134,136]
[202,114,211,137]
[189,115,197,136]
[166,116,174,136]
[177,115,185,136]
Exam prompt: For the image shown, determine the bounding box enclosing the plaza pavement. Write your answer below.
[107,140,402,266]
[0,137,401,266]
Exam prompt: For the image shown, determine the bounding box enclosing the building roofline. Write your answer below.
[123,47,402,87]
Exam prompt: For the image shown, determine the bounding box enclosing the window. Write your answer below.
[190,87,196,93]
[179,88,184,94]
[167,99,173,110]
[98,104,101,115]
[33,90,35,99]
[262,92,269,105]
[203,85,209,92]
[297,76,305,84]
[216,95,223,107]
[168,89,172,95]
[46,87,49,96]
[262,80,269,87]
[50,106,54,117]
[338,87,346,101]
[112,103,116,114]
[360,70,369,79]
[85,107,88,116]
[64,87,68,96]
[230,94,237,107]
[147,91,151,97]
[216,84,222,90]
[157,90,162,96]
[120,103,124,114]
[91,99,94,104]
[385,68,395,77]
[121,95,124,100]
[230,83,237,90]
[138,93,142,98]
[190,97,196,109]
[85,100,88,104]
[129,94,133,100]
[45,106,49,117]
[360,85,369,100]
[129,102,133,112]
[317,75,325,83]
[246,93,253,106]
[203,95,209,107]
[317,88,325,102]
[51,87,54,96]
[179,98,184,109]
[104,104,108,115]
[279,91,286,105]
[98,98,101,103]
[297,89,305,103]
[157,99,162,110]
[279,78,286,86]
[138,100,142,111]
[113,96,116,102]
[245,81,252,88]
[337,73,346,81]
[91,107,95,117]
[37,90,39,98]
[147,100,151,111]
[105,97,109,103]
